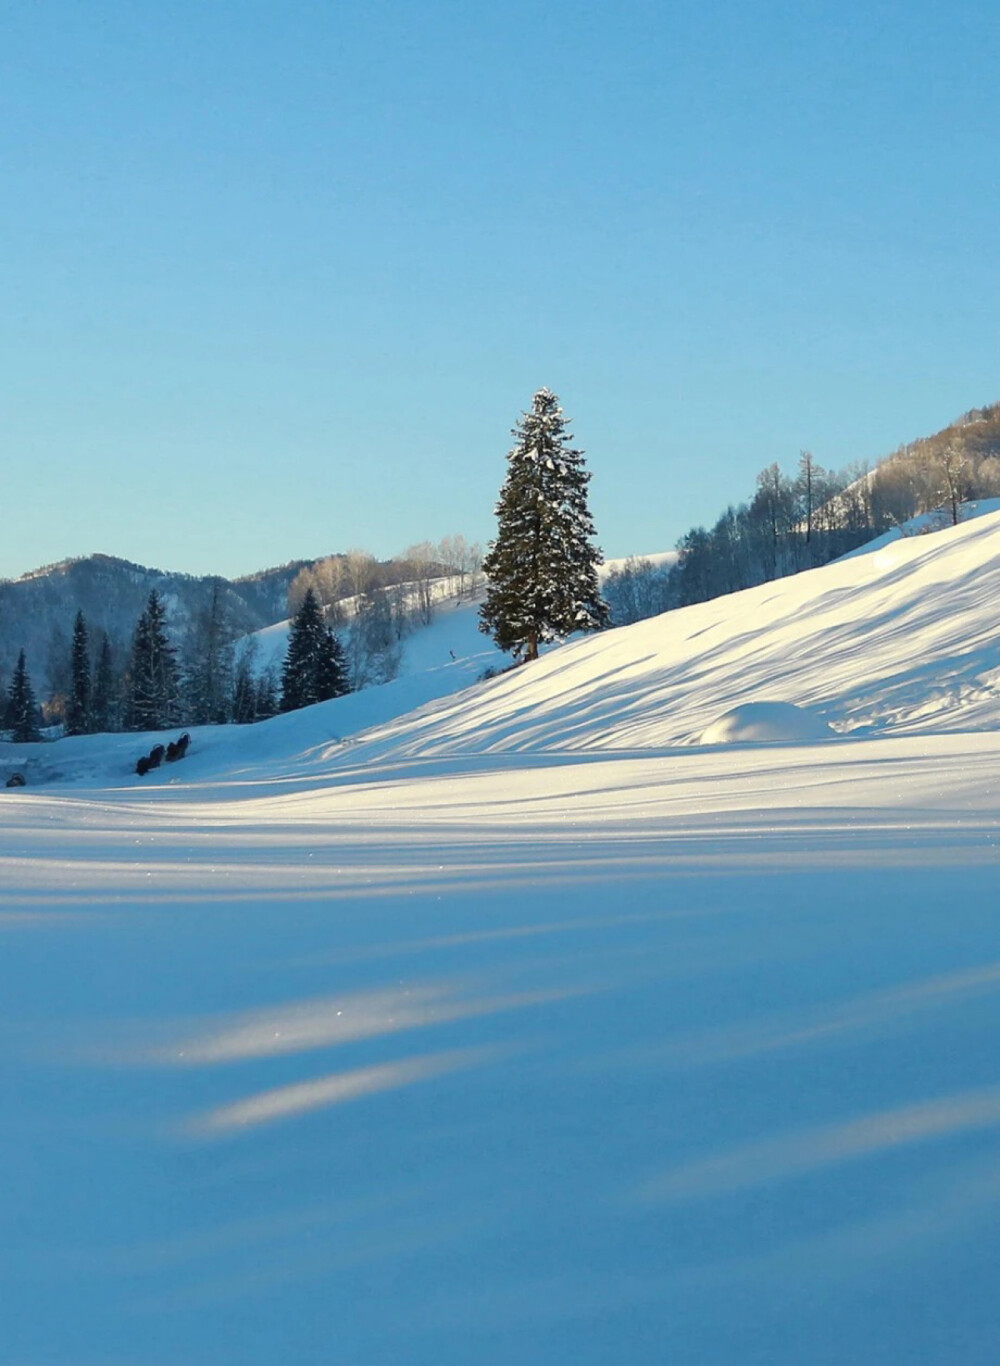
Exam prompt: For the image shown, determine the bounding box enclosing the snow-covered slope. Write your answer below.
[837,496,1000,560]
[249,588,497,678]
[334,506,1000,763]
[3,509,1000,1366]
[5,509,998,791]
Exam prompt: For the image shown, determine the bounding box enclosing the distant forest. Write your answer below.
[604,403,1000,627]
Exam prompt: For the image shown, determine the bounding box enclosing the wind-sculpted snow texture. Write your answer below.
[353,508,1000,761]
[2,511,1000,1365]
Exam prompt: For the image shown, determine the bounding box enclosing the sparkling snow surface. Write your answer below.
[2,511,1000,1365]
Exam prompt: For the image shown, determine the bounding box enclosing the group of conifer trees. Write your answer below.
[80,588,285,733]
[4,593,271,741]
[1,582,356,740]
[3,617,117,743]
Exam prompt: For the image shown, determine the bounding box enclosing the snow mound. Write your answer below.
[699,701,835,744]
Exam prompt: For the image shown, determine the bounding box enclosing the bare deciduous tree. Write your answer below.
[401,541,437,626]
[938,444,969,525]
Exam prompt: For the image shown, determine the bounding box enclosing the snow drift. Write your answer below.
[698,700,834,744]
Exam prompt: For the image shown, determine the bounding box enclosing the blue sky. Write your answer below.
[2,0,998,579]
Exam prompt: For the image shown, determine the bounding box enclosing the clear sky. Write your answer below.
[2,0,998,580]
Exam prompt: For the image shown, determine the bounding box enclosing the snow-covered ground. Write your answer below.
[837,495,1000,560]
[2,510,1000,1364]
[248,576,488,677]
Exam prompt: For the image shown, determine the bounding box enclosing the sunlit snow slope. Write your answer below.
[339,507,1000,762]
[2,510,1000,1366]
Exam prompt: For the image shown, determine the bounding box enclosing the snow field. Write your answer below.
[2,508,1000,1364]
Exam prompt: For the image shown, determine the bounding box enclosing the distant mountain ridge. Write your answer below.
[0,552,317,694]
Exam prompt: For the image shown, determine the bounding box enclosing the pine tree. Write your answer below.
[91,633,118,733]
[124,590,180,731]
[6,649,42,742]
[280,589,350,711]
[65,610,92,736]
[480,388,609,661]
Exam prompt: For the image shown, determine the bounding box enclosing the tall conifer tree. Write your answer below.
[66,610,92,735]
[256,668,279,720]
[480,388,609,662]
[6,649,42,742]
[232,639,259,725]
[125,590,180,730]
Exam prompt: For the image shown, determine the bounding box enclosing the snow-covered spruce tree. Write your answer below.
[65,610,91,736]
[280,589,350,712]
[479,388,609,661]
[124,590,180,731]
[6,649,42,742]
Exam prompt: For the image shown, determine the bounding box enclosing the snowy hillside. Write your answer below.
[837,496,1000,560]
[334,506,1000,763]
[247,583,495,679]
[2,509,1000,1365]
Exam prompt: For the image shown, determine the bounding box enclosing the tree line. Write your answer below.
[3,591,276,740]
[605,417,1000,626]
